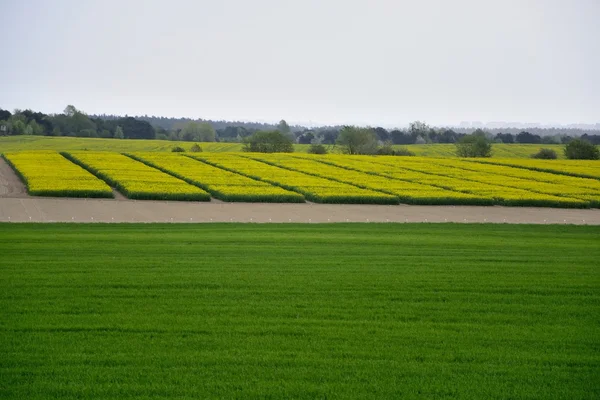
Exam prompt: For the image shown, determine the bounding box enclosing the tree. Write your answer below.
[373,127,390,142]
[28,120,44,135]
[63,105,78,117]
[11,120,27,135]
[277,119,291,135]
[197,122,216,142]
[409,121,432,142]
[494,133,514,143]
[390,129,412,144]
[114,126,124,139]
[0,108,11,121]
[438,129,459,143]
[242,130,294,153]
[336,126,379,155]
[116,117,154,139]
[564,139,600,160]
[516,131,541,144]
[320,129,339,144]
[455,132,492,157]
[298,131,314,144]
[180,121,215,142]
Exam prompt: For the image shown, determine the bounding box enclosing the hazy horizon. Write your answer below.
[1,0,599,127]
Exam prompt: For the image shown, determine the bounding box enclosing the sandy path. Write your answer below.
[0,158,27,198]
[0,197,599,224]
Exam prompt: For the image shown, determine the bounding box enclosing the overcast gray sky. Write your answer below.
[1,0,599,127]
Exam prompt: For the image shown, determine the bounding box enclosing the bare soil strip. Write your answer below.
[0,197,599,224]
[0,158,28,198]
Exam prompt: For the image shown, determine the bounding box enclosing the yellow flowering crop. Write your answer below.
[309,155,588,208]
[473,158,600,180]
[64,152,210,201]
[248,153,492,205]
[129,153,304,203]
[3,151,112,198]
[190,154,399,204]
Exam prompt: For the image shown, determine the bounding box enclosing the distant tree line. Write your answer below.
[1,106,599,146]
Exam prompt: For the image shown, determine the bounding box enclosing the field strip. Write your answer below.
[189,154,399,204]
[127,153,304,203]
[371,156,600,206]
[244,153,491,205]
[64,151,211,201]
[0,197,599,224]
[471,159,600,180]
[310,155,589,208]
[2,151,113,198]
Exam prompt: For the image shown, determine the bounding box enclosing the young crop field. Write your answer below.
[0,136,582,159]
[64,152,211,201]
[1,151,112,198]
[0,223,598,399]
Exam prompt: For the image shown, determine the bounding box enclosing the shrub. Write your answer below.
[190,143,203,152]
[393,147,416,156]
[242,130,294,153]
[564,139,599,160]
[308,144,327,154]
[456,134,492,157]
[171,146,186,153]
[531,148,557,159]
[376,142,396,155]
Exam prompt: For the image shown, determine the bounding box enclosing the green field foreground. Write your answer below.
[0,136,572,158]
[1,224,599,399]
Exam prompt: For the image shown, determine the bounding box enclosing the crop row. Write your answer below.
[63,152,210,201]
[365,156,597,207]
[244,154,492,205]
[472,158,600,180]
[191,154,399,204]
[418,158,600,206]
[2,151,113,198]
[128,153,304,203]
[302,155,591,208]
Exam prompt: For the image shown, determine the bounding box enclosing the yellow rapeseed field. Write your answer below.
[64,152,210,201]
[473,158,600,180]
[2,151,112,198]
[129,153,304,202]
[314,155,589,208]
[190,153,399,204]
[248,153,492,205]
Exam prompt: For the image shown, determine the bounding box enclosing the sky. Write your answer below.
[1,0,599,128]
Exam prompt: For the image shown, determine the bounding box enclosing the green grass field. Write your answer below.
[0,136,571,158]
[1,223,598,399]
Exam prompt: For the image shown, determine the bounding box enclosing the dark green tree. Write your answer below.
[564,139,599,160]
[336,126,378,155]
[242,130,294,153]
[456,131,492,157]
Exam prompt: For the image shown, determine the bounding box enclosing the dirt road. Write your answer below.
[0,158,27,198]
[0,197,599,224]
